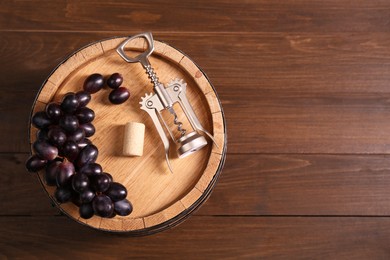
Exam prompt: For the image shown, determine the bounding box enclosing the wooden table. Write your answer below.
[2,0,390,258]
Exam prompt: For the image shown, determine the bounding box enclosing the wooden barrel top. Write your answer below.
[29,36,227,234]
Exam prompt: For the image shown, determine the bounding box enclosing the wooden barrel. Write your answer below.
[29,36,227,235]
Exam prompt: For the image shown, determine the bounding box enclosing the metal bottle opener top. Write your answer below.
[117,32,216,173]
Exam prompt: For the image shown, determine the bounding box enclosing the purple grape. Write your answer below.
[76,144,98,168]
[67,128,85,143]
[107,73,123,89]
[32,111,51,129]
[58,149,65,157]
[83,73,104,94]
[56,161,75,187]
[62,141,79,162]
[79,189,95,203]
[25,155,47,172]
[59,115,79,133]
[79,203,94,219]
[55,187,73,203]
[108,212,117,218]
[47,126,67,147]
[45,102,62,122]
[36,128,49,141]
[71,192,82,207]
[61,93,79,114]
[79,163,102,176]
[92,194,114,217]
[33,140,58,161]
[72,173,90,193]
[80,123,95,137]
[75,107,95,124]
[105,172,113,183]
[75,91,91,107]
[105,182,127,202]
[77,138,92,149]
[45,160,61,186]
[114,199,133,216]
[91,173,111,193]
[109,87,130,104]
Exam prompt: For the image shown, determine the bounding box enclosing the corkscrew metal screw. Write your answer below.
[117,32,216,173]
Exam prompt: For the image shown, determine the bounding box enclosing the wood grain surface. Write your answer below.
[2,0,390,258]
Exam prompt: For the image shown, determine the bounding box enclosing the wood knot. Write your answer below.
[195,70,202,78]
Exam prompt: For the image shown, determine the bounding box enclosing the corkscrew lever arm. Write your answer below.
[165,81,218,146]
[140,94,173,173]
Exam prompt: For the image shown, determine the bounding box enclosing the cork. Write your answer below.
[123,122,145,156]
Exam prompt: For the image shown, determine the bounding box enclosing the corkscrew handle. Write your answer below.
[116,32,154,68]
[117,32,173,109]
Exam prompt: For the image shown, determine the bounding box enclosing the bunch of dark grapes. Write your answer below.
[26,73,133,219]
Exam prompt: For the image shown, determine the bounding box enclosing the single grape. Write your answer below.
[47,126,67,147]
[105,182,127,202]
[107,73,123,89]
[75,107,95,124]
[61,93,79,114]
[76,144,98,168]
[32,111,52,129]
[45,102,62,122]
[105,172,113,183]
[79,189,95,203]
[72,173,90,193]
[77,138,92,149]
[79,203,94,219]
[71,192,82,207]
[75,91,91,107]
[56,161,75,187]
[92,194,114,217]
[114,199,133,216]
[83,73,104,94]
[54,187,73,203]
[62,141,79,162]
[80,123,95,137]
[36,128,49,141]
[79,163,102,176]
[91,173,111,193]
[25,155,47,172]
[33,140,58,161]
[67,128,85,143]
[45,160,61,186]
[107,211,116,218]
[109,87,130,104]
[59,115,79,133]
[58,149,65,157]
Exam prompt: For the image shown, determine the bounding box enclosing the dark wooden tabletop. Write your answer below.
[2,0,390,258]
